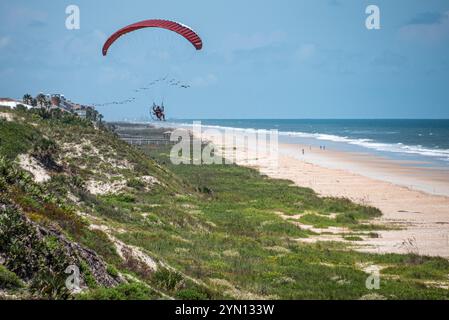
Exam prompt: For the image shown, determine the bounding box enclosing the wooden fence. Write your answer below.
[120,137,174,146]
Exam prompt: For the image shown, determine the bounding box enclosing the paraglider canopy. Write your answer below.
[102,19,203,56]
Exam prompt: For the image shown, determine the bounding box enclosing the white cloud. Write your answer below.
[0,36,10,49]
[60,30,106,64]
[399,11,449,43]
[219,31,286,62]
[96,66,134,84]
[225,31,286,52]
[191,74,218,87]
[5,5,48,27]
[296,44,316,62]
[371,51,407,68]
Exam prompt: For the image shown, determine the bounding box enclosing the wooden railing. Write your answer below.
[119,137,174,146]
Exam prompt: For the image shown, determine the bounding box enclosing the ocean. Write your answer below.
[167,119,449,168]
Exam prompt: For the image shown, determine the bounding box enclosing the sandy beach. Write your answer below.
[198,130,449,258]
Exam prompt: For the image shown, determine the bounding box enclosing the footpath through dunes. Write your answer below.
[198,128,449,258]
[2,110,449,300]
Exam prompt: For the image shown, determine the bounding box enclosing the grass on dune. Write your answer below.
[2,111,449,299]
[104,143,449,300]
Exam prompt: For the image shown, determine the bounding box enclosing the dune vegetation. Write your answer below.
[1,107,448,300]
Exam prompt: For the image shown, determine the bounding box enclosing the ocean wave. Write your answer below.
[164,121,449,161]
[279,131,449,160]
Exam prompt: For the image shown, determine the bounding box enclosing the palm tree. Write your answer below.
[23,94,33,105]
[93,109,100,122]
[86,107,98,122]
[36,94,47,108]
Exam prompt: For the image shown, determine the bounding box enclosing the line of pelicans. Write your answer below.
[91,76,191,107]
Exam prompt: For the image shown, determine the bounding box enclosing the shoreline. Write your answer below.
[190,127,449,258]
[280,143,449,197]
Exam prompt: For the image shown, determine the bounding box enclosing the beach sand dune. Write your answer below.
[201,131,449,258]
[265,153,449,258]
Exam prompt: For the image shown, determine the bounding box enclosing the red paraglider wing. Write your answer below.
[102,19,203,56]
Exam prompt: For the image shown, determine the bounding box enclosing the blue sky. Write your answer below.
[1,0,449,120]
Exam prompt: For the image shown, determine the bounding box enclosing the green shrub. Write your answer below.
[152,268,184,291]
[77,283,155,300]
[107,193,136,203]
[0,121,43,160]
[175,288,208,300]
[0,205,72,299]
[127,178,145,190]
[79,260,98,289]
[106,265,119,278]
[0,265,24,290]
